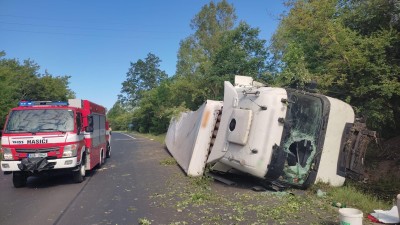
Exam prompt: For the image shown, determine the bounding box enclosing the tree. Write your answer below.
[107,101,133,131]
[176,0,237,79]
[114,0,271,134]
[119,53,168,107]
[208,22,269,98]
[175,0,269,100]
[190,0,237,58]
[0,51,75,129]
[130,78,188,134]
[270,0,400,136]
[116,53,168,132]
[36,71,75,100]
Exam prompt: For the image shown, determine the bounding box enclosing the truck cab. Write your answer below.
[1,99,109,188]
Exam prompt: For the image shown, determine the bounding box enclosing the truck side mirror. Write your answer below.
[76,113,82,135]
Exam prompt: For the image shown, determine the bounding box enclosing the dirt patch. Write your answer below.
[381,135,400,160]
[362,136,400,201]
[365,135,400,181]
[365,160,400,182]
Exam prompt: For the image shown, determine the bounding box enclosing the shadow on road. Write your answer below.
[24,170,97,189]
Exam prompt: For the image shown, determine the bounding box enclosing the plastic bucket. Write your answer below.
[339,208,363,225]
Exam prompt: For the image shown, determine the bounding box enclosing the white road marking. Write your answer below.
[116,132,136,140]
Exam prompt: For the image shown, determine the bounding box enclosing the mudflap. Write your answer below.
[18,158,56,173]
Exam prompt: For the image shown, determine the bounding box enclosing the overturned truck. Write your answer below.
[166,76,375,189]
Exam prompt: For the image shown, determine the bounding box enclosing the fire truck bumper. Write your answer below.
[1,157,78,172]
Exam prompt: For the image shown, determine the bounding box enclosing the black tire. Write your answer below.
[73,156,86,183]
[106,142,111,158]
[13,172,27,188]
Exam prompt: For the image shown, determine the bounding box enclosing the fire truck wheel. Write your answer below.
[13,171,27,188]
[73,163,86,183]
[98,150,104,168]
[106,143,111,158]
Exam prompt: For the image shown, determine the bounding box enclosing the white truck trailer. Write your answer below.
[166,76,375,189]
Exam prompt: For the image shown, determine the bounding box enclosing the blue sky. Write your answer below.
[0,0,286,110]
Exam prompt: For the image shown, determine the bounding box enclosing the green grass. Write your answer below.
[149,172,395,224]
[363,176,400,201]
[160,157,177,166]
[311,182,392,213]
[128,130,395,223]
[150,173,339,224]
[138,218,152,225]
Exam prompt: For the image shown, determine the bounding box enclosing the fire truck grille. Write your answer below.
[15,147,60,153]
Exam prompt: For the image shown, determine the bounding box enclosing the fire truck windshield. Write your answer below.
[5,109,74,133]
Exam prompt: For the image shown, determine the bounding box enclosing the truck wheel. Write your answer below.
[73,161,86,183]
[98,150,105,168]
[106,143,111,158]
[13,172,27,188]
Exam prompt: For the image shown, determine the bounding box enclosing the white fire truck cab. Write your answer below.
[1,99,111,188]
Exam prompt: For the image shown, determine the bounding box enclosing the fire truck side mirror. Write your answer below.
[85,115,94,132]
[76,113,82,135]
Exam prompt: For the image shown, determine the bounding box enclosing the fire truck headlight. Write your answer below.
[63,144,78,158]
[2,148,13,160]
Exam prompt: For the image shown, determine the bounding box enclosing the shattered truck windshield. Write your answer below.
[280,90,328,186]
[5,109,74,133]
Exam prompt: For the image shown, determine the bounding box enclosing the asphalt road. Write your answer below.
[0,132,346,225]
[0,132,177,225]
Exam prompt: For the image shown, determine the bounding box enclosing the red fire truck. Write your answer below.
[0,99,111,188]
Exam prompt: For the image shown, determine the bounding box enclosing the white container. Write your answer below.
[339,208,363,225]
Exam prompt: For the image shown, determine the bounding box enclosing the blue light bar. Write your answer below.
[19,101,33,106]
[18,101,69,106]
